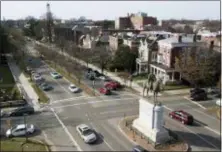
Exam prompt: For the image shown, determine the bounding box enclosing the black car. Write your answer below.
[94,70,101,77]
[192,92,207,101]
[190,88,205,94]
[9,106,35,116]
[133,145,149,152]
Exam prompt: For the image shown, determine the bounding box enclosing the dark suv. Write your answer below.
[169,110,194,125]
[9,106,35,116]
[190,88,207,101]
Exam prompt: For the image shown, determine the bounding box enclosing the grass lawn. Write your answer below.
[1,138,49,151]
[31,83,49,104]
[0,65,22,99]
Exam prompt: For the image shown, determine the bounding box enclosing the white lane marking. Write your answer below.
[100,108,137,115]
[184,104,219,121]
[164,106,220,136]
[50,108,82,151]
[184,96,207,109]
[194,121,220,136]
[52,97,136,109]
[90,122,115,151]
[51,95,91,104]
[166,116,219,149]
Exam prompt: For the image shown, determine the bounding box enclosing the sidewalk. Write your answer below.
[37,42,190,97]
[37,42,150,96]
[7,58,40,111]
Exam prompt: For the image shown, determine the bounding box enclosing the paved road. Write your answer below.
[23,41,221,151]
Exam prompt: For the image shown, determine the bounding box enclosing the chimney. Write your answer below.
[178,35,182,43]
[193,34,197,42]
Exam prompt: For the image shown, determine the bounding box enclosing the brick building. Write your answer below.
[115,12,158,30]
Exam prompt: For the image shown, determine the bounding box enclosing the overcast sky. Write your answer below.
[1,1,220,20]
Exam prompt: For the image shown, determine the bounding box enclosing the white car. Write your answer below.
[68,84,79,93]
[33,74,43,81]
[216,99,221,106]
[76,124,97,144]
[6,124,35,138]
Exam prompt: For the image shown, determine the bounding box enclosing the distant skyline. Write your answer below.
[1,1,221,21]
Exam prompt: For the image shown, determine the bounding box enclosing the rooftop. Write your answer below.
[157,36,200,44]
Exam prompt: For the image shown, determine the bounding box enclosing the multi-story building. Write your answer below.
[135,32,168,74]
[115,12,157,30]
[109,34,123,52]
[130,12,158,30]
[149,35,205,83]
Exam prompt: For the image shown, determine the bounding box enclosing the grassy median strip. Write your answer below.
[31,83,49,104]
[46,61,98,96]
[1,138,49,151]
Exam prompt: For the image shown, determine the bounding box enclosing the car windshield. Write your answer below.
[11,126,17,131]
[42,83,47,87]
[82,129,93,136]
[71,86,76,89]
[53,72,58,75]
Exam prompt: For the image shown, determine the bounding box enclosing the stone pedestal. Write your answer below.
[132,98,170,144]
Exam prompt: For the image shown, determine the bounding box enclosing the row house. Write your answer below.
[150,35,205,83]
[80,33,109,49]
[136,33,167,74]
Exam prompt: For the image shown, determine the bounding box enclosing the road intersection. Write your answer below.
[1,42,220,152]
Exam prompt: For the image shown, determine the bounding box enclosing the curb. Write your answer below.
[117,117,137,145]
[217,109,221,119]
[28,138,50,151]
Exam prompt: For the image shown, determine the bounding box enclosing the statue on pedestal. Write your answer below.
[143,74,164,103]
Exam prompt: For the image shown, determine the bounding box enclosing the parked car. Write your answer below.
[99,74,110,81]
[68,84,80,93]
[76,124,97,144]
[133,145,149,152]
[32,74,43,82]
[93,70,101,77]
[99,87,111,95]
[216,99,221,106]
[85,72,95,80]
[6,124,35,138]
[190,88,205,95]
[209,87,221,94]
[6,106,35,117]
[191,92,207,101]
[40,83,52,91]
[104,81,121,90]
[169,110,194,125]
[50,72,62,79]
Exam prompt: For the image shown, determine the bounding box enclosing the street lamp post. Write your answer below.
[92,80,95,95]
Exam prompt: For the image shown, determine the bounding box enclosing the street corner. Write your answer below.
[205,106,221,120]
[118,116,189,152]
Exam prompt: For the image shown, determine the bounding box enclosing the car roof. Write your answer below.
[16,124,26,129]
[78,124,90,130]
[70,84,76,87]
[177,110,192,116]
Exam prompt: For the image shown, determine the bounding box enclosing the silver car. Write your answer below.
[76,124,97,144]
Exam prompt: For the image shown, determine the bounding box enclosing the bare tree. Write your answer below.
[92,46,112,73]
[175,47,220,87]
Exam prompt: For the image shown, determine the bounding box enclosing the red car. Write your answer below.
[99,88,111,95]
[169,110,194,125]
[104,81,121,90]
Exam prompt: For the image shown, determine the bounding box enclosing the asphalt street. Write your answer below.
[2,41,219,152]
